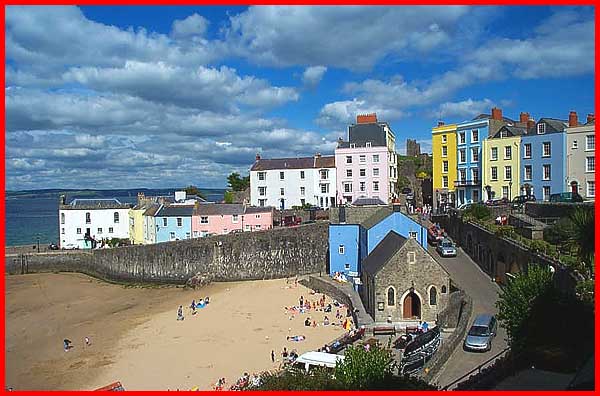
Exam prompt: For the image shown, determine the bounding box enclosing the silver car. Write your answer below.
[436,238,457,257]
[464,314,497,352]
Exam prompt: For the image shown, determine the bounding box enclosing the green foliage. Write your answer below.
[496,266,553,351]
[253,367,342,390]
[227,172,250,192]
[494,225,515,239]
[334,344,396,389]
[183,185,206,199]
[568,207,595,275]
[396,176,411,189]
[543,217,573,246]
[463,204,491,221]
[223,191,234,204]
[575,279,595,306]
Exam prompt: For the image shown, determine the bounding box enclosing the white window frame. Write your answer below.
[373,154,379,163]
[524,165,532,181]
[442,135,447,143]
[442,176,448,188]
[258,172,266,181]
[586,135,595,151]
[344,183,352,193]
[279,171,285,180]
[542,142,551,157]
[162,217,168,227]
[346,169,352,178]
[491,147,498,161]
[586,156,595,173]
[442,146,448,157]
[300,171,305,179]
[359,155,366,163]
[491,167,498,181]
[459,149,466,164]
[408,251,416,264]
[300,187,305,196]
[232,214,239,223]
[373,168,379,177]
[109,227,113,234]
[524,143,532,159]
[442,161,448,173]
[504,145,512,160]
[200,216,209,224]
[346,156,352,164]
[76,228,82,234]
[359,168,366,177]
[339,245,345,254]
[177,217,183,227]
[280,188,285,196]
[502,186,509,198]
[505,166,512,180]
[359,181,366,192]
[572,140,578,149]
[258,186,266,196]
[586,181,595,197]
[537,123,546,134]
[373,181,379,191]
[459,132,466,145]
[472,129,479,142]
[366,142,372,148]
[543,164,551,181]
[471,148,479,162]
[543,186,551,201]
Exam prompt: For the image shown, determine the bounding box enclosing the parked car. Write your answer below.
[436,238,457,257]
[511,194,536,209]
[550,192,584,203]
[61,243,79,250]
[401,187,412,195]
[427,226,444,246]
[48,243,59,250]
[464,314,497,352]
[485,197,508,206]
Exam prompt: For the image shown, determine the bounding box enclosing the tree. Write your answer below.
[183,185,205,199]
[334,344,396,389]
[496,265,553,350]
[227,172,250,192]
[567,207,594,276]
[223,191,234,204]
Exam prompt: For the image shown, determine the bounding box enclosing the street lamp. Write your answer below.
[509,180,513,201]
[36,234,40,253]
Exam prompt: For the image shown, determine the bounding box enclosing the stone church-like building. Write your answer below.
[361,231,450,323]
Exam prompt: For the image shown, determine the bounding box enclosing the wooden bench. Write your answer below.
[372,326,396,336]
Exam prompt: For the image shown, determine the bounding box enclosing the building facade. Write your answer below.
[154,205,194,243]
[455,119,487,205]
[482,126,522,201]
[192,204,273,236]
[566,114,595,200]
[361,232,450,323]
[432,122,457,210]
[58,197,131,249]
[250,154,336,209]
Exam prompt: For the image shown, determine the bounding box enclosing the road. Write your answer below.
[429,245,509,389]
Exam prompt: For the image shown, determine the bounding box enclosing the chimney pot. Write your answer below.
[527,119,535,131]
[315,152,321,159]
[437,121,445,127]
[356,113,378,124]
[255,153,261,161]
[569,111,578,127]
[491,107,503,121]
[587,113,595,123]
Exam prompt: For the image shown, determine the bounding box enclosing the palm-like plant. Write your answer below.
[568,207,595,276]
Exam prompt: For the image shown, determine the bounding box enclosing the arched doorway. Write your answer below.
[402,291,421,319]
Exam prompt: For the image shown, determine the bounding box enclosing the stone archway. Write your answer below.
[402,291,421,319]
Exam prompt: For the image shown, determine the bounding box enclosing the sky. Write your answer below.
[5,5,595,190]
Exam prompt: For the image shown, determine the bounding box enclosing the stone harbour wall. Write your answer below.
[5,223,329,284]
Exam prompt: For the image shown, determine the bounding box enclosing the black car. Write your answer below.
[48,243,59,250]
[511,194,536,209]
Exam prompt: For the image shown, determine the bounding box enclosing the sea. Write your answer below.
[4,188,225,247]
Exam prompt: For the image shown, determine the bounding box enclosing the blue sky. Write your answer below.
[5,6,595,190]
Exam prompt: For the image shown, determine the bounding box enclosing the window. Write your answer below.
[502,186,509,198]
[587,181,595,197]
[442,146,448,157]
[360,168,366,177]
[366,142,372,148]
[409,231,418,239]
[491,147,498,161]
[429,287,437,305]
[472,168,479,183]
[472,148,479,162]
[86,212,91,224]
[524,143,532,159]
[373,154,379,163]
[97,228,103,234]
[76,228,81,234]
[543,186,551,201]
[344,263,350,270]
[442,161,448,173]
[373,168,379,176]
[186,232,191,239]
[505,166,512,180]
[524,165,532,181]
[346,156,352,164]
[543,165,551,180]
[491,167,498,181]
[177,217,183,227]
[373,181,379,191]
[586,156,595,172]
[300,171,305,179]
[258,186,266,196]
[441,285,447,294]
[114,212,119,223]
[300,187,305,196]
[408,252,416,264]
[339,245,345,254]
[279,171,284,180]
[442,176,448,188]
[504,146,512,160]
[255,214,261,219]
[350,143,356,148]
[473,190,479,201]
[586,135,595,150]
[258,172,266,181]
[320,184,329,194]
[459,132,466,144]
[280,188,285,196]
[109,227,113,234]
[472,129,479,142]
[170,232,176,240]
[572,140,578,149]
[258,199,266,207]
[320,169,328,179]
[346,169,352,177]
[163,217,168,226]
[459,149,466,163]
[459,169,466,182]
[359,181,366,192]
[442,135,447,143]
[359,155,366,163]
[61,227,65,234]
[537,123,546,134]
[344,183,352,193]
[387,287,395,306]
[542,142,551,157]
[61,213,65,224]
[200,216,208,224]
[300,198,305,206]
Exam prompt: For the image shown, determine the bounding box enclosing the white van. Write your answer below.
[292,351,345,372]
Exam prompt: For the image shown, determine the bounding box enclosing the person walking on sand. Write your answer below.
[63,339,72,352]
[271,350,275,363]
[84,336,91,347]
[299,296,304,307]
[177,305,184,321]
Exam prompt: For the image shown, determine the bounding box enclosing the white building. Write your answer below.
[250,153,337,209]
[58,197,132,249]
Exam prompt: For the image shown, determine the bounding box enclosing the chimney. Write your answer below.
[491,107,502,121]
[527,119,535,131]
[315,152,321,159]
[587,114,595,123]
[437,121,445,127]
[137,192,145,206]
[569,111,578,127]
[59,194,66,205]
[519,112,529,124]
[255,153,261,161]
[356,113,377,124]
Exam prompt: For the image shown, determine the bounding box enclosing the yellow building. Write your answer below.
[128,206,145,245]
[482,126,522,201]
[432,122,457,210]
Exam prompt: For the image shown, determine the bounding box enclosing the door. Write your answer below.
[403,294,412,318]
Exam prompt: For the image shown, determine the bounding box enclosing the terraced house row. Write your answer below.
[432,107,595,210]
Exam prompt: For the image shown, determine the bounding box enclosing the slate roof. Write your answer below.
[352,197,387,206]
[348,123,390,147]
[251,156,335,171]
[143,204,160,217]
[473,113,516,123]
[154,205,195,217]
[491,125,527,138]
[63,198,132,210]
[536,118,568,133]
[362,231,407,276]
[193,204,274,216]
[244,206,275,214]
[361,207,394,229]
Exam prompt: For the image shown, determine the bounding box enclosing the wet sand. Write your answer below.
[6,273,346,390]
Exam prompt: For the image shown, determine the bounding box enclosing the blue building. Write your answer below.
[520,118,567,201]
[155,205,194,243]
[455,118,487,206]
[328,205,427,288]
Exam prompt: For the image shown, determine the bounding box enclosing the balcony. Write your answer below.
[454,179,481,187]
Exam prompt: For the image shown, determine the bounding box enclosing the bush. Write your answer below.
[543,217,572,246]
[463,204,491,221]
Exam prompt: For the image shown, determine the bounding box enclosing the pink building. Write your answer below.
[192,204,274,237]
[335,144,390,204]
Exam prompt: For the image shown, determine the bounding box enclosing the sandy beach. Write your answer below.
[6,273,347,390]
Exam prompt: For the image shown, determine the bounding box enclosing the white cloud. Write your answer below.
[302,66,327,87]
[433,98,495,119]
[171,13,209,39]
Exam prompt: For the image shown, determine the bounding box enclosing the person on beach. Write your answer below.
[282,347,288,359]
[177,305,184,321]
[323,316,330,326]
[299,296,304,307]
[287,335,306,342]
[84,336,91,347]
[191,300,196,310]
[204,297,210,305]
[271,350,275,363]
[304,318,311,327]
[63,339,72,352]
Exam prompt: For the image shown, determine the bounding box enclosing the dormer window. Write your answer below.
[537,123,546,134]
[350,143,356,148]
[366,142,372,147]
